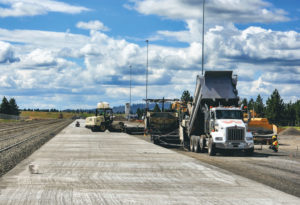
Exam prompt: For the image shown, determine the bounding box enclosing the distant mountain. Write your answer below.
[54,102,172,114]
[112,103,172,113]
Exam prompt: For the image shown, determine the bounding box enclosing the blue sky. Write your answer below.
[0,0,299,109]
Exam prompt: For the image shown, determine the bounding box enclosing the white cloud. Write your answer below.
[127,0,289,23]
[0,0,90,17]
[76,20,109,31]
[0,28,88,49]
[0,41,19,63]
[156,23,300,66]
[0,12,299,108]
[0,75,16,88]
[23,49,57,67]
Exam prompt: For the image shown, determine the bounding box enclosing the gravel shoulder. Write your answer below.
[0,119,73,177]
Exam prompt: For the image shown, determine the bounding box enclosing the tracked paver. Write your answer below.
[0,120,298,204]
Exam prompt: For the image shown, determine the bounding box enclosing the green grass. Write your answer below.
[280,126,300,131]
[0,119,19,123]
[20,111,94,119]
[1,111,125,121]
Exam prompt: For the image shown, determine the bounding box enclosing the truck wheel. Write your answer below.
[190,136,194,152]
[100,125,106,132]
[91,127,95,132]
[194,136,200,153]
[199,135,206,153]
[151,135,159,145]
[208,138,216,156]
[245,148,254,156]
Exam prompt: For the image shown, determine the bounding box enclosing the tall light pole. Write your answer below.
[145,40,149,111]
[129,65,132,119]
[201,0,205,75]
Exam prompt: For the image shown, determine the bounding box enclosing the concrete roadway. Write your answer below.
[0,120,299,204]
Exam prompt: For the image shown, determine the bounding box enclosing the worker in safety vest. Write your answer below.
[269,135,279,152]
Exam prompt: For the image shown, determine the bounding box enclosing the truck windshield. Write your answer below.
[97,109,112,116]
[216,110,243,119]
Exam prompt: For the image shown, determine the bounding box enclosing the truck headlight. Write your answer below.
[246,137,253,141]
[215,137,223,141]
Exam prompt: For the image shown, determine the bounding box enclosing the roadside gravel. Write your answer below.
[0,119,73,177]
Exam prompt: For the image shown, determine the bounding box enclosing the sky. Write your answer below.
[0,0,299,109]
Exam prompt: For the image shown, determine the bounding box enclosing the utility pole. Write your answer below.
[129,65,132,120]
[201,0,205,75]
[145,40,149,111]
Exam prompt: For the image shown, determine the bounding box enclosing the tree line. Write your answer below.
[23,108,60,112]
[0,96,20,116]
[1,89,299,126]
[242,89,300,126]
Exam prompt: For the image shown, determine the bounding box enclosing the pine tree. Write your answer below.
[9,98,20,116]
[254,94,264,117]
[284,102,296,126]
[295,100,300,126]
[153,103,161,112]
[0,96,11,114]
[241,98,248,108]
[265,89,284,125]
[248,98,254,110]
[181,90,193,103]
[136,108,143,119]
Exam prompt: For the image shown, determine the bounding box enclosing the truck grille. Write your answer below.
[227,127,245,141]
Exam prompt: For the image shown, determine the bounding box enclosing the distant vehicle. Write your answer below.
[75,121,80,127]
[85,102,113,132]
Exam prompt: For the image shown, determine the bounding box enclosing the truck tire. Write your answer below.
[194,136,200,153]
[245,147,254,156]
[190,136,194,152]
[199,135,206,153]
[100,125,106,132]
[151,135,159,145]
[208,138,216,156]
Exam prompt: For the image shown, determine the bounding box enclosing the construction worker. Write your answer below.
[269,135,279,152]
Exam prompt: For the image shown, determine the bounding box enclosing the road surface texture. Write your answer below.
[135,133,300,197]
[0,120,298,204]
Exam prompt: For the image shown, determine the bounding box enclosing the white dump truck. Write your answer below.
[179,71,254,156]
[85,102,113,132]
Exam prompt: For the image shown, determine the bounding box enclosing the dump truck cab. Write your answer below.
[208,107,254,152]
[85,102,113,132]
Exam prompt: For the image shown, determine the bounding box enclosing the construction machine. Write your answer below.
[85,102,113,132]
[249,118,282,145]
[144,98,180,145]
[179,71,254,156]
